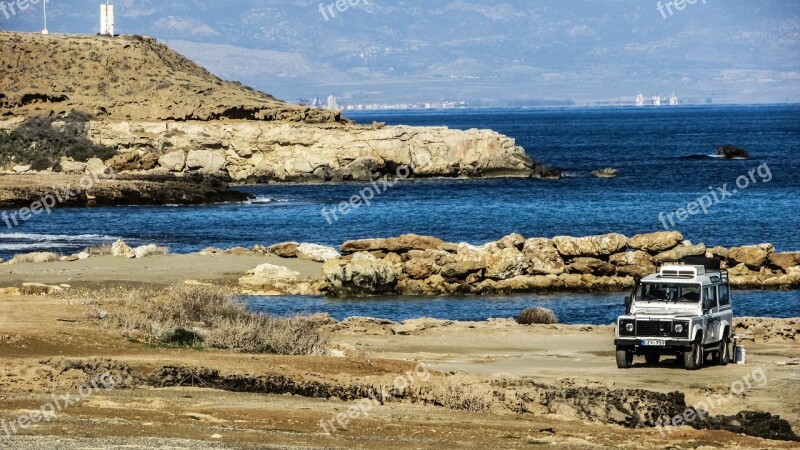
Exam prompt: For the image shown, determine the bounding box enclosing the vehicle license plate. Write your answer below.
[641,339,666,346]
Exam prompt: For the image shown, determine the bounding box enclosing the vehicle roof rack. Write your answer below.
[680,256,722,271]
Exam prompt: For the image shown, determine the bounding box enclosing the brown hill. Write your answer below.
[0,31,341,123]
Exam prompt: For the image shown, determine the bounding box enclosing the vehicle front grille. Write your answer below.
[636,320,671,337]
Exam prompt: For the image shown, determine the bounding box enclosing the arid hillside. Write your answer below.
[0,31,340,123]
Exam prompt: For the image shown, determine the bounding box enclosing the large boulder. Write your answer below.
[483,247,528,279]
[158,150,186,172]
[522,238,565,275]
[404,258,439,280]
[653,243,707,264]
[268,242,300,258]
[728,244,774,270]
[322,259,398,296]
[341,156,381,181]
[610,251,656,278]
[768,252,800,272]
[341,234,444,254]
[107,151,141,172]
[591,168,618,178]
[552,233,628,257]
[396,275,456,296]
[111,239,136,258]
[186,150,227,174]
[295,243,341,262]
[567,257,615,276]
[440,260,484,279]
[239,263,301,291]
[629,231,683,253]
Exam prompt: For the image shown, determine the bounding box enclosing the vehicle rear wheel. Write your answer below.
[644,353,660,365]
[683,340,703,370]
[616,346,633,369]
[718,335,731,365]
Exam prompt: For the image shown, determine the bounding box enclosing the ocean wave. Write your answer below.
[0,232,117,242]
[244,196,290,204]
[679,154,724,160]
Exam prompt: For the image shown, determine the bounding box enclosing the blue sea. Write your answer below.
[2,105,799,322]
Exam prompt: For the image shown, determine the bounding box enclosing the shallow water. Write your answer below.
[244,289,800,325]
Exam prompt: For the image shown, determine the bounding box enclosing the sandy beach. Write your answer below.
[0,286,797,448]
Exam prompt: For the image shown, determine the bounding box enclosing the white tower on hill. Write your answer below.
[100,1,115,36]
[41,0,48,34]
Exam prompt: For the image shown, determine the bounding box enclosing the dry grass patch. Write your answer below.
[102,285,328,355]
[82,243,114,256]
[8,252,60,264]
[517,307,558,325]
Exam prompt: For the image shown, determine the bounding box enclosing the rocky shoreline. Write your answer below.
[240,231,800,296]
[0,173,251,208]
[1,117,560,182]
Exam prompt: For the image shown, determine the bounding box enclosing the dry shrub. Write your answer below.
[9,252,60,264]
[433,378,495,412]
[83,243,114,255]
[106,285,327,355]
[517,307,558,325]
[133,244,169,258]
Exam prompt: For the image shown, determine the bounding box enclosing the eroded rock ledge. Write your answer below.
[0,173,251,208]
[244,232,800,296]
[81,120,558,181]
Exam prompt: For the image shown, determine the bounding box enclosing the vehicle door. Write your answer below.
[717,283,733,335]
[703,286,719,344]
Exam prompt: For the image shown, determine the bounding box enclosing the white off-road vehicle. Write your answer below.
[614,257,734,370]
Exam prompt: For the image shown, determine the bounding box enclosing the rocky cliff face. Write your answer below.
[80,120,555,182]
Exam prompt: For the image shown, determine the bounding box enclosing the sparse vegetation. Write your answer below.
[517,307,558,325]
[104,286,328,355]
[82,243,114,256]
[8,252,61,264]
[0,111,117,169]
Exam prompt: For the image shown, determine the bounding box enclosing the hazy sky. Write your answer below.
[2,0,799,104]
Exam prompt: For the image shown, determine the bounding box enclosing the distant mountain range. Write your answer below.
[3,0,799,104]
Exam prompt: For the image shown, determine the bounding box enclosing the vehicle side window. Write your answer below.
[719,284,731,306]
[703,286,718,311]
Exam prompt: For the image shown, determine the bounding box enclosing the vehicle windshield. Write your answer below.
[636,282,701,303]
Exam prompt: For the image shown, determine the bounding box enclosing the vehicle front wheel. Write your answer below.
[718,335,731,365]
[644,353,660,365]
[684,340,703,370]
[616,346,633,369]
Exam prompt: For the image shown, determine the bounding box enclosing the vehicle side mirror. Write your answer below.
[624,296,632,313]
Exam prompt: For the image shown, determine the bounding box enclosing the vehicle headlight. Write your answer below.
[626,323,634,332]
[674,323,683,334]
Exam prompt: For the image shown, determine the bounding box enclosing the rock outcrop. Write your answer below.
[0,173,251,208]
[257,231,800,296]
[70,120,555,182]
[0,31,559,182]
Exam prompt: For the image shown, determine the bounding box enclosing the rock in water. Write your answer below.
[591,168,618,178]
[716,144,749,159]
